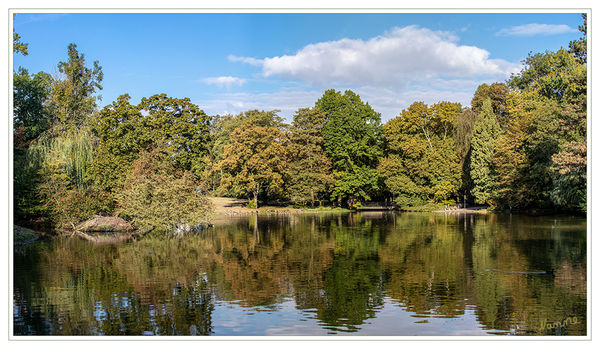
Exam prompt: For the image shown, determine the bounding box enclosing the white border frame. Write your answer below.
[4,4,593,342]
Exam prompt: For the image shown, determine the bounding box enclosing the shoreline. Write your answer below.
[430,207,488,214]
[208,197,490,216]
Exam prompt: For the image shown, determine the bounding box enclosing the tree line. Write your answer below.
[13,15,586,233]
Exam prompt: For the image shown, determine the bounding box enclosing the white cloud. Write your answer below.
[201,76,247,88]
[230,25,519,87]
[497,23,576,36]
[227,55,263,66]
[195,88,323,120]
[209,26,523,122]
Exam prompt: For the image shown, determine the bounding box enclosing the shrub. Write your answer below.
[39,175,114,229]
[116,145,213,235]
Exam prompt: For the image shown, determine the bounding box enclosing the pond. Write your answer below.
[13,212,587,336]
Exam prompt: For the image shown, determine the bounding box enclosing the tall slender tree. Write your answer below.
[471,83,510,128]
[470,99,501,205]
[50,43,103,129]
[454,108,477,201]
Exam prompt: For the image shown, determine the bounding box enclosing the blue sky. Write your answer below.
[13,12,584,121]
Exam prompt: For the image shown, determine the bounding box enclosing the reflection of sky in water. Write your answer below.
[212,299,326,335]
[211,297,491,336]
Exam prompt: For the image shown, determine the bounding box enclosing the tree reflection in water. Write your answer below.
[14,212,586,335]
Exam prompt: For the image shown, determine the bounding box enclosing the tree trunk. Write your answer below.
[421,125,434,150]
[347,196,356,210]
[253,188,259,209]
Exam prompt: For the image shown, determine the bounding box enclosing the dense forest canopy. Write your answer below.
[13,14,587,233]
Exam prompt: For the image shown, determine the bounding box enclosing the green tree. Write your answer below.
[569,13,587,64]
[492,94,562,210]
[88,94,142,192]
[454,108,477,200]
[471,83,510,127]
[50,43,103,129]
[136,94,211,178]
[470,99,501,205]
[508,48,586,145]
[89,94,212,192]
[13,68,53,143]
[13,68,53,221]
[315,90,383,208]
[202,114,244,193]
[203,110,284,194]
[286,108,335,206]
[491,122,528,210]
[508,49,586,109]
[550,141,586,212]
[379,101,462,206]
[217,111,288,207]
[13,32,28,56]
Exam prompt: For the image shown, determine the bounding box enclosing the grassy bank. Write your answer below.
[398,203,446,212]
[399,203,489,214]
[209,197,352,215]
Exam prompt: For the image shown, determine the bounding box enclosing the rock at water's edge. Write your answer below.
[76,215,133,233]
[14,225,40,245]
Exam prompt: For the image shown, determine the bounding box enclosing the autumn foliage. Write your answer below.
[117,144,213,234]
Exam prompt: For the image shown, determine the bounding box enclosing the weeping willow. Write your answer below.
[27,128,97,190]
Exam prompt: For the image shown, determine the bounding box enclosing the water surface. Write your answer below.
[13,212,587,336]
